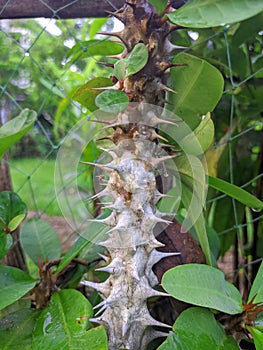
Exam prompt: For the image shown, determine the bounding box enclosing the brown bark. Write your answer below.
[0,153,12,192]
[0,0,124,19]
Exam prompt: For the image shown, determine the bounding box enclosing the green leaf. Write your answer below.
[232,12,263,47]
[0,191,27,233]
[126,43,149,76]
[190,212,212,266]
[0,265,36,310]
[173,307,239,350]
[206,226,221,261]
[113,44,149,80]
[248,261,263,303]
[89,18,108,40]
[39,78,65,98]
[56,236,89,274]
[167,0,263,28]
[147,0,167,14]
[207,47,248,79]
[166,53,224,129]
[213,197,245,256]
[72,77,114,111]
[208,176,263,210]
[0,298,31,320]
[20,219,61,266]
[0,109,37,160]
[162,264,243,314]
[83,326,108,350]
[95,89,129,113]
[0,309,40,349]
[157,332,186,350]
[247,327,263,350]
[0,233,13,259]
[158,309,239,349]
[67,39,124,62]
[169,155,212,264]
[113,59,128,81]
[8,214,27,232]
[32,289,107,350]
[180,113,214,154]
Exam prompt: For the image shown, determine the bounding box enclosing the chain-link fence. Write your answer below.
[1,0,263,292]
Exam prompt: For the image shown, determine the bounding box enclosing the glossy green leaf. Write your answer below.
[9,214,26,232]
[67,39,123,62]
[113,59,128,81]
[248,261,263,303]
[173,307,239,350]
[126,43,149,76]
[158,309,239,349]
[166,53,224,129]
[82,326,108,350]
[168,0,263,28]
[247,327,263,350]
[208,176,263,210]
[180,113,214,154]
[0,233,13,259]
[113,43,149,79]
[0,109,37,159]
[72,77,114,111]
[95,89,129,113]
[0,265,36,310]
[157,332,186,350]
[32,289,107,350]
[162,264,243,314]
[148,0,167,14]
[0,191,27,233]
[0,309,40,349]
[20,218,61,266]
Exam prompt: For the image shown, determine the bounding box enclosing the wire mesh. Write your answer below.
[0,0,262,289]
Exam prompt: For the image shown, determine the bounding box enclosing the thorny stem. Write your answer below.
[83,1,184,348]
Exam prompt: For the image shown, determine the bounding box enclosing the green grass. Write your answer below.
[9,158,62,216]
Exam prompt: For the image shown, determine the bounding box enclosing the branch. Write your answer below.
[0,0,124,19]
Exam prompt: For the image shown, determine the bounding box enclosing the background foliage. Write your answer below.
[0,0,263,349]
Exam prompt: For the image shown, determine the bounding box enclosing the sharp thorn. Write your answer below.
[105,10,126,23]
[91,82,120,91]
[97,61,115,68]
[81,161,118,172]
[160,84,177,94]
[89,317,101,324]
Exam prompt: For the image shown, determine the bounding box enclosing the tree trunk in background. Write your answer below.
[0,103,28,272]
[0,153,12,192]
